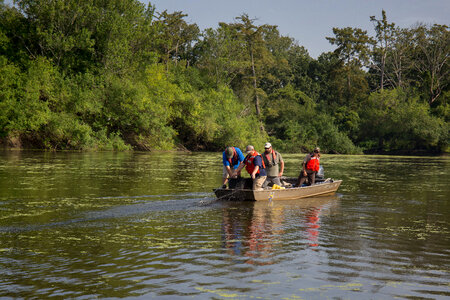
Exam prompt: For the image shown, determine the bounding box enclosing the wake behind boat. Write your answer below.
[214,177,342,201]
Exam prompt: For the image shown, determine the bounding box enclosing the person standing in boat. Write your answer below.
[262,142,285,188]
[296,147,320,186]
[233,145,267,191]
[222,146,245,188]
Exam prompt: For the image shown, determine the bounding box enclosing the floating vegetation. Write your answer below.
[195,287,241,298]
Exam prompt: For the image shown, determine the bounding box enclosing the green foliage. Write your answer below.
[170,66,267,150]
[4,57,53,133]
[0,2,447,154]
[92,129,131,151]
[41,112,92,150]
[326,27,374,67]
[196,26,247,86]
[333,106,360,140]
[100,64,177,150]
[153,10,200,68]
[264,85,360,154]
[359,89,448,152]
[411,24,449,105]
[0,58,20,137]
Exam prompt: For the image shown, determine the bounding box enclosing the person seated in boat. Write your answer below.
[233,145,267,191]
[261,142,285,188]
[296,147,320,187]
[222,146,245,188]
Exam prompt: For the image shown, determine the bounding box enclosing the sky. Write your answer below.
[147,0,450,58]
[4,0,449,58]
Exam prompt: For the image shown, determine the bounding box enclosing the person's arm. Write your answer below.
[223,152,230,167]
[277,153,284,177]
[236,148,245,162]
[252,155,264,179]
[251,166,259,179]
[226,165,233,178]
[302,155,309,176]
[233,161,245,177]
[279,160,284,177]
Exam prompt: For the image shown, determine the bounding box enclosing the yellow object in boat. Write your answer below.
[272,184,285,190]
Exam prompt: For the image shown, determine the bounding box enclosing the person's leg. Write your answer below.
[262,176,276,188]
[272,176,282,186]
[253,176,267,191]
[309,171,316,185]
[262,177,269,188]
[297,172,307,187]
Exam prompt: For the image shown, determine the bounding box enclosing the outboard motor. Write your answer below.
[316,165,324,179]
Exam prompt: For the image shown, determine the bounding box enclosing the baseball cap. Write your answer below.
[264,142,272,149]
[225,147,234,158]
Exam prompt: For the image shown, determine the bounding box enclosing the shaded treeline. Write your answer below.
[0,1,448,153]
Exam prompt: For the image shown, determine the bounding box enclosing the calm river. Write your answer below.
[0,151,449,299]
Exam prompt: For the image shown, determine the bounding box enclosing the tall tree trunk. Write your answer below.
[174,40,179,66]
[380,52,385,90]
[346,63,351,104]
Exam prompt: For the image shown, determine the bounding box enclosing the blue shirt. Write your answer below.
[223,147,245,169]
[252,155,267,177]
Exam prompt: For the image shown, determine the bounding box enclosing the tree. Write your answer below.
[370,10,396,91]
[358,89,448,152]
[412,24,449,105]
[258,25,292,95]
[13,0,158,75]
[226,14,277,132]
[194,25,247,86]
[385,27,415,89]
[286,44,317,99]
[14,0,97,71]
[326,27,373,102]
[153,10,199,70]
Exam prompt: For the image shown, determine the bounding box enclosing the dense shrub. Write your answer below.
[358,90,448,152]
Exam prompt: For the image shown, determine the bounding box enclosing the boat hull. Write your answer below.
[214,180,342,201]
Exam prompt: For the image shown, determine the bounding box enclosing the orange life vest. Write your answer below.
[244,151,265,175]
[226,147,238,166]
[306,155,320,172]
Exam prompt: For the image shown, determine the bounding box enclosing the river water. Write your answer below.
[0,151,449,299]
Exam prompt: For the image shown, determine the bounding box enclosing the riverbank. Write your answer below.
[0,134,192,152]
[2,139,447,156]
[363,149,449,156]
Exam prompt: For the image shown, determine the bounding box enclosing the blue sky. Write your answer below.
[147,0,449,58]
[4,0,449,58]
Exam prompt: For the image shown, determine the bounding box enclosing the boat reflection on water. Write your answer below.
[221,196,340,265]
[305,206,321,247]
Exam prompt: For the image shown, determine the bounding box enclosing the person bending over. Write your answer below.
[233,145,267,191]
